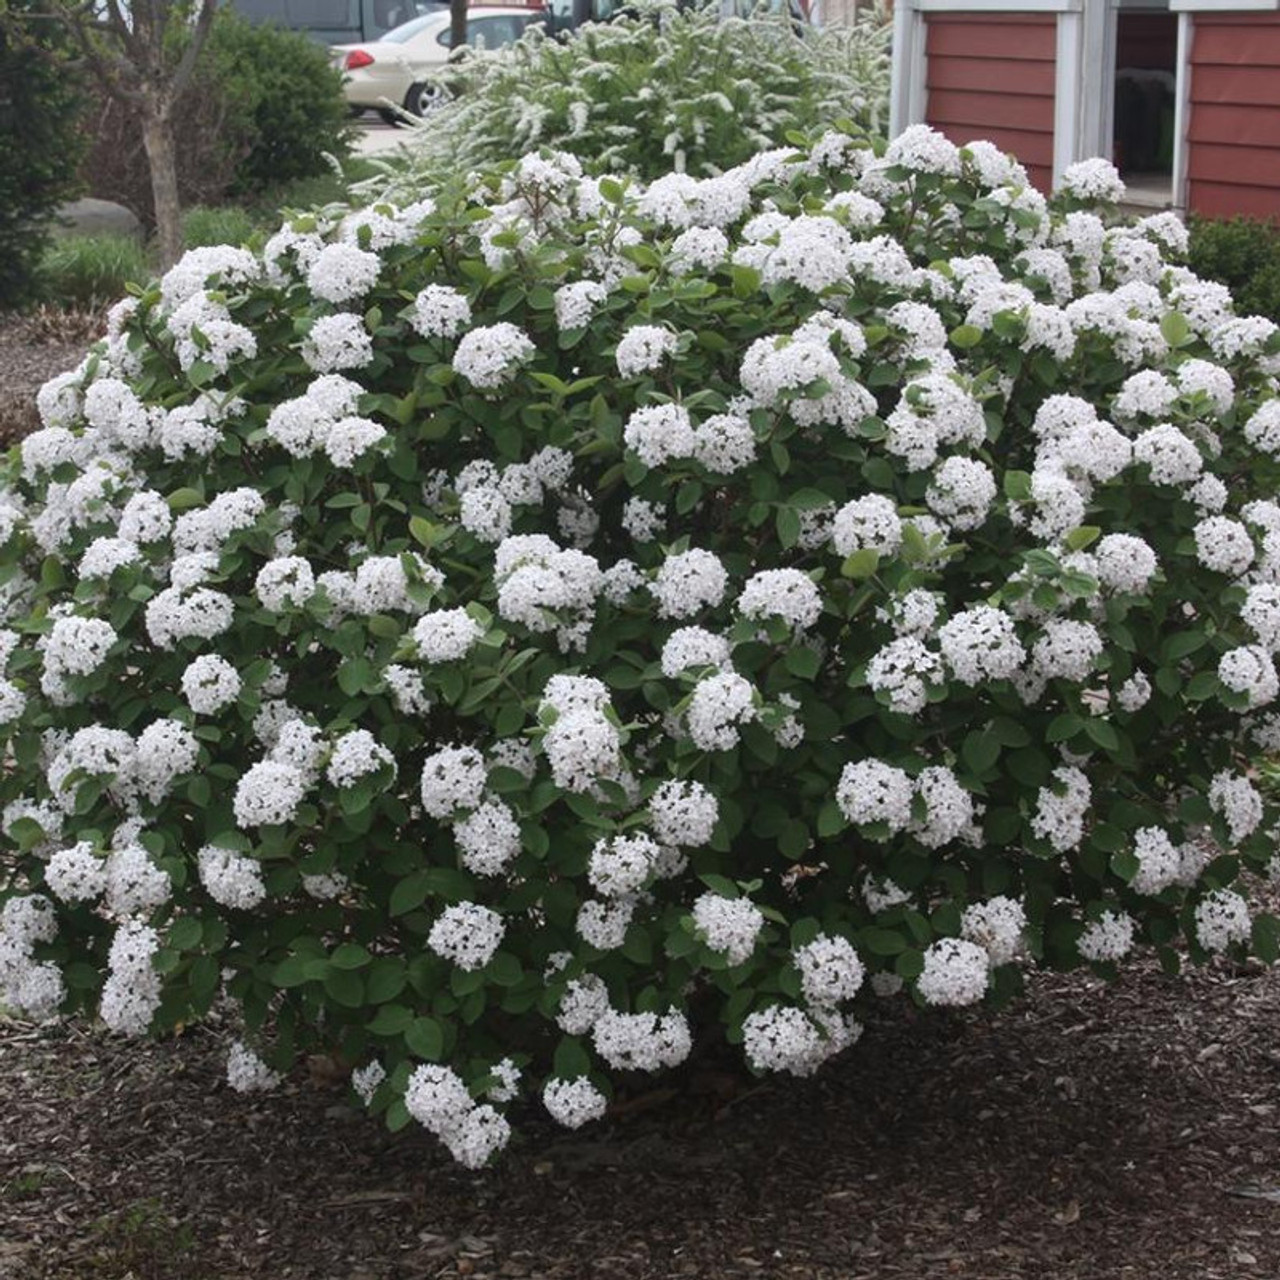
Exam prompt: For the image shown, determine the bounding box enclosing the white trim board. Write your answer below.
[1170,11,1192,210]
[1054,11,1084,185]
[889,1,928,137]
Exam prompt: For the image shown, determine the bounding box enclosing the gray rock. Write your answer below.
[53,197,143,241]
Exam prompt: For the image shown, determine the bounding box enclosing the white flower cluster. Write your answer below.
[0,896,63,1019]
[226,1041,282,1093]
[691,893,764,965]
[741,1004,861,1077]
[428,901,506,971]
[407,1063,511,1167]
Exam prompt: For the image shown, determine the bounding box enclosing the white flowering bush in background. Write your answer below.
[386,3,891,184]
[4,125,1280,1169]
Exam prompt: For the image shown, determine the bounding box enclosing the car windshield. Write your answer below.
[380,12,442,41]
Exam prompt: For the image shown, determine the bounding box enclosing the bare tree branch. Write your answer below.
[171,0,220,100]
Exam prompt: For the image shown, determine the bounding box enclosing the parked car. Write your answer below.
[334,5,548,122]
[231,0,448,47]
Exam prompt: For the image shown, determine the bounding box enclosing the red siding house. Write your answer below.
[889,0,1280,218]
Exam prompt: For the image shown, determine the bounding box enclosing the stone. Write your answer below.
[53,197,143,241]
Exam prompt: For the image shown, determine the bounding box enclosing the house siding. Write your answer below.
[923,13,1057,192]
[1187,13,1280,219]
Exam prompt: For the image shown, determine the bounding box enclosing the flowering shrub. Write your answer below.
[5,127,1280,1167]
[391,3,891,182]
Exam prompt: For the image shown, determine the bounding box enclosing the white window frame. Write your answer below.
[889,0,1211,207]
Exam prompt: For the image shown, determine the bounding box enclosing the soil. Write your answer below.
[3,953,1280,1280]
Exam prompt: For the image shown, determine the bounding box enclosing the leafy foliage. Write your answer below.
[38,235,151,309]
[3,130,1280,1166]
[205,12,354,197]
[0,3,86,309]
[1188,215,1280,325]
[400,3,892,181]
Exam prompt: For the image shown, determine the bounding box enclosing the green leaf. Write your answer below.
[841,549,880,580]
[367,1004,413,1036]
[1160,631,1205,664]
[1003,470,1033,501]
[698,874,739,899]
[404,1016,445,1060]
[272,955,316,988]
[816,800,846,838]
[389,870,430,917]
[166,487,205,512]
[731,265,761,298]
[553,1037,592,1079]
[1160,311,1191,349]
[169,918,203,951]
[1186,671,1219,701]
[486,951,523,987]
[949,324,983,350]
[330,943,371,970]
[1109,844,1139,882]
[366,959,408,1003]
[961,728,1000,775]
[1065,525,1101,552]
[1046,713,1084,743]
[859,926,906,956]
[385,1099,411,1133]
[1252,913,1280,965]
[324,967,364,1008]
[776,506,801,549]
[784,646,821,680]
[1084,718,1119,752]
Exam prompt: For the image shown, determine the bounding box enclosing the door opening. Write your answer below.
[1112,8,1178,206]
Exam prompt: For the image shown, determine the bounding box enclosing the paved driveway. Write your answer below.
[353,116,422,157]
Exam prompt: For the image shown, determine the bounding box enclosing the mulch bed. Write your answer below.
[3,952,1279,1280]
[0,310,100,449]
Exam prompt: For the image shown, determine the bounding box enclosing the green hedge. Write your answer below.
[206,13,355,197]
[0,6,85,309]
[1188,216,1280,325]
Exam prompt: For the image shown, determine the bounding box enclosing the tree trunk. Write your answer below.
[450,0,467,49]
[141,99,183,269]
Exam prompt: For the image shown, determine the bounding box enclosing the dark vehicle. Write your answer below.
[231,0,449,46]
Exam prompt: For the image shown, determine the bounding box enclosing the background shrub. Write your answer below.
[1188,216,1280,324]
[0,4,86,309]
[36,235,151,310]
[80,9,352,228]
[205,12,354,198]
[4,135,1280,1170]
[183,206,262,251]
[397,3,892,183]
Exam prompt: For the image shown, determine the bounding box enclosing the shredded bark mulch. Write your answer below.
[0,310,100,449]
[3,953,1279,1280]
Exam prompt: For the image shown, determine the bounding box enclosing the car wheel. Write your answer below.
[404,80,448,118]
[348,105,366,119]
[378,108,404,128]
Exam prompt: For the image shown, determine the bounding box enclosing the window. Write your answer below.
[1111,6,1177,206]
[435,12,544,48]
[381,11,442,41]
[287,0,355,25]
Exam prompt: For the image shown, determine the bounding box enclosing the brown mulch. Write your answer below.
[0,310,101,448]
[3,952,1279,1280]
